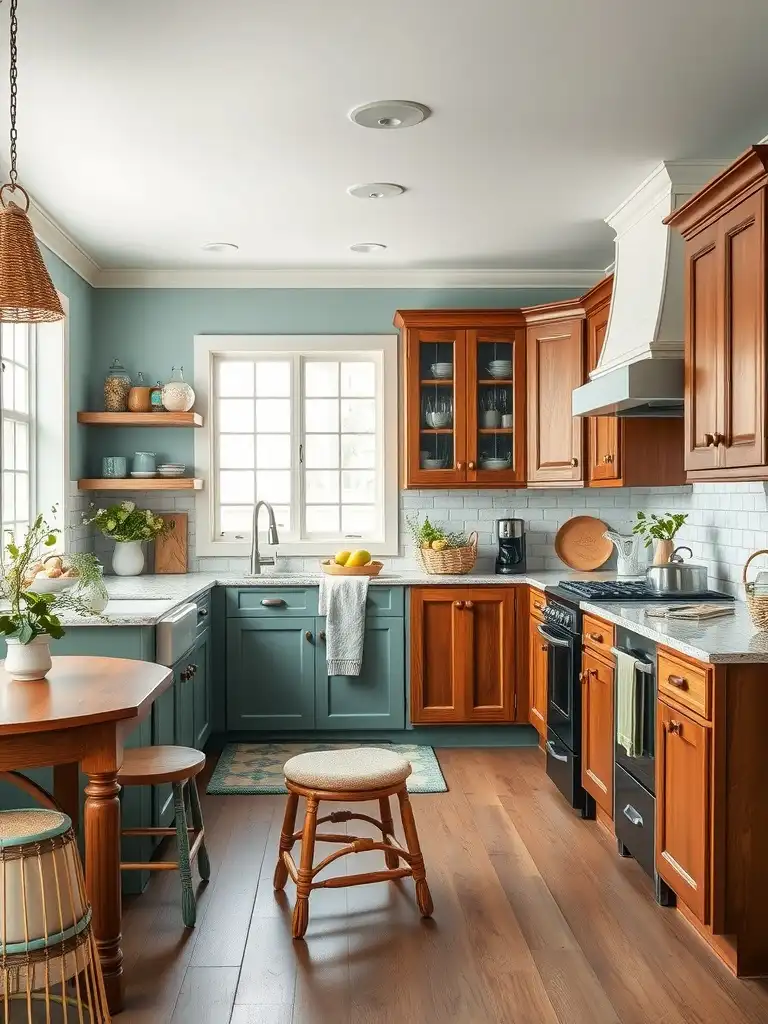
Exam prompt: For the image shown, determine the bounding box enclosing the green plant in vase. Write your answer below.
[632,511,688,564]
[83,501,172,577]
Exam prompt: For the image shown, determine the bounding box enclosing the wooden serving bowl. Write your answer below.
[320,560,384,577]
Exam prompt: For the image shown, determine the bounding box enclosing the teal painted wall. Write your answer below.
[87,286,580,474]
[41,244,93,478]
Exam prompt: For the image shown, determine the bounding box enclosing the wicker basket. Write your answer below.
[416,532,478,575]
[743,549,768,629]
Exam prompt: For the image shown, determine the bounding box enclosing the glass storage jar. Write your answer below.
[104,359,132,412]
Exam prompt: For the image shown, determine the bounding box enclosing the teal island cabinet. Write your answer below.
[226,586,405,732]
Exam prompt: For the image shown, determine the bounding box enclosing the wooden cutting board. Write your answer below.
[554,515,613,571]
[154,513,188,574]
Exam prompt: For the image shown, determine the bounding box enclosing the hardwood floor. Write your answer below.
[116,748,768,1023]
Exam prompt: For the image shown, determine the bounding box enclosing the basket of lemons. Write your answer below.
[407,515,478,575]
[321,549,384,577]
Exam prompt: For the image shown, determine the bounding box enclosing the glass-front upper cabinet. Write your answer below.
[396,311,526,489]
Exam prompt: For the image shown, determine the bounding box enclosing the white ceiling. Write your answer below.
[6,0,768,274]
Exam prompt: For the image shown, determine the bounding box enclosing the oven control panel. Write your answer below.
[542,600,578,633]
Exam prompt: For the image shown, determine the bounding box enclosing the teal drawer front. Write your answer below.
[226,587,318,617]
[365,587,404,617]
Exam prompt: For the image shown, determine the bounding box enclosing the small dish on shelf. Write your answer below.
[479,457,512,470]
[421,457,447,469]
[430,362,453,379]
[130,471,157,479]
[486,363,512,379]
[426,411,451,428]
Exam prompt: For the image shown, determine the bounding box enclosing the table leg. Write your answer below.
[53,762,80,830]
[84,763,124,1013]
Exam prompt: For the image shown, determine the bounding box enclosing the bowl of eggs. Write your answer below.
[25,555,80,594]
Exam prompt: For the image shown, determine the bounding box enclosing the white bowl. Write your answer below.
[130,471,157,478]
[480,458,512,470]
[28,575,77,594]
[426,412,451,428]
[430,363,453,379]
[422,458,447,469]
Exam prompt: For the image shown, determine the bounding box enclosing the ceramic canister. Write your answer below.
[102,456,127,478]
[132,451,156,473]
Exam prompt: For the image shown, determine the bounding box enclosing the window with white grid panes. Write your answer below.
[0,324,34,544]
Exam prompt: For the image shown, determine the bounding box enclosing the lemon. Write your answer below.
[334,550,351,566]
[431,539,448,551]
[345,549,371,567]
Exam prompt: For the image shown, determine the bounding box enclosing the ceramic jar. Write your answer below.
[103,359,132,412]
[653,538,675,565]
[112,540,144,577]
[162,367,195,412]
[4,636,52,681]
[128,372,152,412]
[102,456,127,478]
[131,452,156,474]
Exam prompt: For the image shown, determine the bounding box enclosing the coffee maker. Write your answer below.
[495,518,526,574]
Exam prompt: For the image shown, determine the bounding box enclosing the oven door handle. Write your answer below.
[622,804,644,827]
[545,739,569,763]
[536,624,572,648]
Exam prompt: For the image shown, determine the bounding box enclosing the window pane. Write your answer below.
[1,363,13,410]
[220,434,254,469]
[219,505,253,535]
[340,398,375,432]
[2,472,13,521]
[305,399,338,433]
[219,398,254,432]
[341,470,376,503]
[271,505,291,532]
[305,361,339,397]
[342,505,376,536]
[256,470,290,504]
[255,398,290,433]
[14,421,27,471]
[12,366,27,413]
[341,361,375,397]
[2,420,13,468]
[256,433,290,469]
[218,361,254,397]
[14,473,28,521]
[305,434,339,469]
[341,434,375,469]
[256,361,291,397]
[13,325,28,366]
[1,326,12,358]
[219,469,255,504]
[306,505,339,535]
[306,470,339,504]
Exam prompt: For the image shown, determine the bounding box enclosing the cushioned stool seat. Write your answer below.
[283,747,412,791]
[275,746,433,939]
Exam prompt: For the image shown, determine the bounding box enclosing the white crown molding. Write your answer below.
[30,199,101,286]
[94,267,603,290]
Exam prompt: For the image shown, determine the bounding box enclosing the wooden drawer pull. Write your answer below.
[587,632,604,643]
[261,598,286,608]
[533,600,543,610]
[667,674,688,690]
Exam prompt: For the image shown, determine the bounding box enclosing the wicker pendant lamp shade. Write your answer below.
[0,0,63,323]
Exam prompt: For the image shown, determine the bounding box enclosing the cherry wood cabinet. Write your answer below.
[396,310,526,488]
[524,301,586,486]
[580,647,614,818]
[527,612,547,740]
[667,147,768,481]
[410,587,516,723]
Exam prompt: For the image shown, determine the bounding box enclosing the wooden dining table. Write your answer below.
[0,655,173,1015]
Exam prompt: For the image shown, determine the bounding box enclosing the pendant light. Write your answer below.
[0,0,63,322]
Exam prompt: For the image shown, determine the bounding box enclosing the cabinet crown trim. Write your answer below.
[665,145,768,236]
[394,309,526,329]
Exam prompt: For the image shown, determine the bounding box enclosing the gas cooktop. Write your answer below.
[551,580,734,602]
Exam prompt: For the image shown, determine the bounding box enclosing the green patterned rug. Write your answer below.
[207,742,448,795]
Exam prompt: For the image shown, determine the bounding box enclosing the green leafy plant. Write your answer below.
[56,553,108,619]
[632,511,688,549]
[0,513,65,644]
[406,514,469,550]
[82,501,172,542]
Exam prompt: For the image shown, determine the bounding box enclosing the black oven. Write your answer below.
[613,626,656,794]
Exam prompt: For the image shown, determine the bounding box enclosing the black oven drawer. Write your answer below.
[615,764,655,879]
[545,728,587,814]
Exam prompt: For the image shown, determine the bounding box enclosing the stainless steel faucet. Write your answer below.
[249,500,280,575]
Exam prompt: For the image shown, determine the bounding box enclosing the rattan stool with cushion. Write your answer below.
[273,747,434,939]
[117,746,210,927]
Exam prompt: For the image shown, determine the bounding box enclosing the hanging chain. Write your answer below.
[8,0,17,184]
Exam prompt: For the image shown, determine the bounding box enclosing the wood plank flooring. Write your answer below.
[115,748,768,1023]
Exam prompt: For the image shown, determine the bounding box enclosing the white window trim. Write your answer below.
[36,292,70,541]
[193,334,399,557]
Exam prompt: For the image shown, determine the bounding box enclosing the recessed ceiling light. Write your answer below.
[201,241,239,253]
[349,100,431,130]
[347,182,406,200]
[349,242,387,254]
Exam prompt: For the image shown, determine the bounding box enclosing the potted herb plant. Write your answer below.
[0,514,65,679]
[632,511,688,565]
[83,501,171,576]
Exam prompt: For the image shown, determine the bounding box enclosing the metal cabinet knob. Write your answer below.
[667,674,687,689]
[570,457,578,467]
[305,630,314,643]
[454,600,465,609]
[704,432,715,447]
[668,720,682,735]
[533,600,543,610]
[456,461,464,471]
[540,644,548,652]
[714,432,725,447]
[465,600,474,609]
[602,454,613,464]
[587,632,603,643]
[468,461,476,470]
[197,607,209,618]
[319,630,326,642]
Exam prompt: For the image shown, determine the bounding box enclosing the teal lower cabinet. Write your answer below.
[226,616,316,730]
[315,619,405,730]
[192,632,212,749]
[152,672,176,829]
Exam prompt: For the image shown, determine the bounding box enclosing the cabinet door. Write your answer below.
[656,701,710,922]
[315,618,405,730]
[685,222,721,473]
[586,298,621,484]
[226,618,316,731]
[466,327,526,485]
[526,318,585,484]
[528,615,548,738]
[192,633,211,749]
[581,649,614,816]
[720,191,766,470]
[403,328,468,487]
[410,588,463,723]
[152,679,176,827]
[175,660,195,750]
[463,589,516,722]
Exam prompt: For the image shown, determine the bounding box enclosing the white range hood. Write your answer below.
[572,160,724,418]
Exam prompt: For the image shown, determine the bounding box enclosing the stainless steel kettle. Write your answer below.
[645,546,708,596]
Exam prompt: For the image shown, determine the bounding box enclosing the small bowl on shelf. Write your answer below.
[430,362,453,379]
[421,457,447,469]
[479,457,512,471]
[486,363,513,379]
[426,411,451,428]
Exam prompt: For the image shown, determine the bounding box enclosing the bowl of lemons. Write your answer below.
[320,549,384,577]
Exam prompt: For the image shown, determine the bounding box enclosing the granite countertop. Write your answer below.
[55,570,768,664]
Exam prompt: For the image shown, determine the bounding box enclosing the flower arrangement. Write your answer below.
[0,513,65,644]
[83,501,171,542]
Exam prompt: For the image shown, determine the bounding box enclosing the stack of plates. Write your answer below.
[157,463,186,478]
[487,359,513,379]
[480,456,512,470]
[430,362,453,379]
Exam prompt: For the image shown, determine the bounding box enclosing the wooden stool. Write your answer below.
[273,747,434,939]
[117,746,211,927]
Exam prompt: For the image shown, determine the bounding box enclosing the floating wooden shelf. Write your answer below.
[479,428,514,434]
[77,412,203,427]
[77,478,204,491]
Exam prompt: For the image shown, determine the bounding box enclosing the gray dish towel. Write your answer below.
[615,648,644,757]
[318,575,369,676]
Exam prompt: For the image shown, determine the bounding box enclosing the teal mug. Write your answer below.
[132,451,156,474]
[102,456,127,478]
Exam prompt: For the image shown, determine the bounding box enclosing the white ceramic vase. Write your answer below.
[5,636,52,681]
[112,540,144,577]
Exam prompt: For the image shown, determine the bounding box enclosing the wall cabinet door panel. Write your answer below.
[581,649,614,816]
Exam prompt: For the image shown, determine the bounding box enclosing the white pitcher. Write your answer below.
[604,531,645,576]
